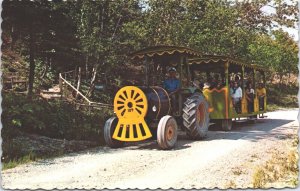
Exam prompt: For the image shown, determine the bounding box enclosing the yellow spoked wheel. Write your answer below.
[113,86,152,141]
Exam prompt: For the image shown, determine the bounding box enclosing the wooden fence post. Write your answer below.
[59,73,63,98]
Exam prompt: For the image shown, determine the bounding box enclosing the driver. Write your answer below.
[163,67,180,113]
[163,67,180,95]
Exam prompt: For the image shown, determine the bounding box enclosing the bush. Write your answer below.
[2,92,113,143]
[266,83,298,108]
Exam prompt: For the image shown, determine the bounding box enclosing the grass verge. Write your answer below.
[252,149,299,188]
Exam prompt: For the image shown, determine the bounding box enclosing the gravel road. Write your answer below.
[2,109,299,189]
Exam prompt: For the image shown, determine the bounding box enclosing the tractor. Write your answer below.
[104,46,210,149]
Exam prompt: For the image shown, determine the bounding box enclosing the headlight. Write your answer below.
[152,105,157,112]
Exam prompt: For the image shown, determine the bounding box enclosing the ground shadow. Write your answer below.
[119,132,193,151]
[70,118,296,154]
[204,118,296,142]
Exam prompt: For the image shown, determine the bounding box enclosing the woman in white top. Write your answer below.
[231,81,242,113]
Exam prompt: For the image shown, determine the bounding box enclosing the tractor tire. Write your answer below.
[157,115,178,150]
[104,117,125,148]
[182,93,210,139]
[221,119,232,131]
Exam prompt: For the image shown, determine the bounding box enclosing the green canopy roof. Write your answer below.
[189,55,269,72]
[130,45,202,59]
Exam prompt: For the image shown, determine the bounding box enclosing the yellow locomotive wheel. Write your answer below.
[114,86,148,119]
[113,86,152,141]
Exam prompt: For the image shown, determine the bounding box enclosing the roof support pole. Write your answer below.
[187,57,191,83]
[225,61,229,89]
[178,55,184,116]
[252,69,256,89]
[241,66,245,92]
[225,61,230,118]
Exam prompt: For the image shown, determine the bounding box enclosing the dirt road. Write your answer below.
[2,109,299,189]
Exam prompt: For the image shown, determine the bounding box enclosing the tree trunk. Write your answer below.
[75,67,82,99]
[85,56,89,80]
[11,24,17,51]
[27,29,35,97]
[86,66,98,97]
[40,57,49,79]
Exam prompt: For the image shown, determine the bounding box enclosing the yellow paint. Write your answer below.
[113,86,152,141]
[241,96,247,114]
[254,98,259,112]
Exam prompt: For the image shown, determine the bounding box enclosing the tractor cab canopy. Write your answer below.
[130,45,202,87]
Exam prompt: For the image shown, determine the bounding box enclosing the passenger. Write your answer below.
[246,82,255,112]
[199,82,204,92]
[229,81,234,94]
[234,75,242,87]
[216,80,224,89]
[203,82,210,91]
[206,76,213,88]
[191,80,203,93]
[210,74,219,89]
[231,81,242,114]
[256,83,266,111]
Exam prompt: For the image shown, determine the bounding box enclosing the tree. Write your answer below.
[70,0,144,96]
[249,29,298,84]
[3,1,51,96]
[2,0,80,95]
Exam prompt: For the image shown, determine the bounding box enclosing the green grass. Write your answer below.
[252,149,299,188]
[3,152,38,170]
[2,150,67,170]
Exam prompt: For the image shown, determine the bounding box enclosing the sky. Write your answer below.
[260,1,298,41]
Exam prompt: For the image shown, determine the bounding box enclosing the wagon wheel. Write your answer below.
[182,93,210,139]
[157,115,178,150]
[249,115,258,124]
[104,117,125,148]
[221,119,232,131]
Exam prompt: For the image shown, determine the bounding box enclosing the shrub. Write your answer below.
[2,92,112,143]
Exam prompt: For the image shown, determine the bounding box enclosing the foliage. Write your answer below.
[249,30,298,79]
[266,83,298,109]
[2,152,38,170]
[2,92,112,142]
[2,0,298,95]
[34,59,56,90]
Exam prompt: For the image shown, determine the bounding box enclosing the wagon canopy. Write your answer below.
[188,55,268,72]
[130,45,202,60]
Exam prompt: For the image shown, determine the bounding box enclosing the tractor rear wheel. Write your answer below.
[157,115,178,150]
[104,117,125,148]
[183,93,209,139]
[221,119,232,131]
